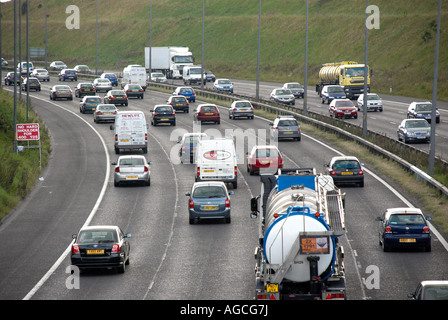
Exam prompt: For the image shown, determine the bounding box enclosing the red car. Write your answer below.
[194,104,220,124]
[246,145,283,175]
[329,99,358,119]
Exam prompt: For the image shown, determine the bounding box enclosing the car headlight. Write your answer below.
[405,131,415,137]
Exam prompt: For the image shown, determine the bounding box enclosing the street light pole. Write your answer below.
[363,0,369,138]
[256,0,261,101]
[303,0,308,116]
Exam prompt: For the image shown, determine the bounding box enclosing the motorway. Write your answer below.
[0,76,447,301]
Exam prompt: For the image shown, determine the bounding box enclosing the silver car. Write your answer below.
[32,69,50,82]
[282,82,304,98]
[397,119,431,144]
[228,100,254,120]
[93,78,112,93]
[112,155,151,187]
[50,85,73,101]
[93,104,118,123]
[270,88,295,105]
[186,181,233,224]
[270,116,301,141]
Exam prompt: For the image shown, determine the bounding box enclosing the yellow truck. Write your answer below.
[316,61,371,100]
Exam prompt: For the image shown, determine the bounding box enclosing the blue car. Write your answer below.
[101,73,118,86]
[173,86,196,102]
[58,69,78,81]
[377,207,431,252]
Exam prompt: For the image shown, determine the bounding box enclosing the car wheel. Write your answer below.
[226,217,231,224]
[117,263,125,274]
[382,238,390,252]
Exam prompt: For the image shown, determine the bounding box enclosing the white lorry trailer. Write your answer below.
[250,168,346,300]
[145,47,194,79]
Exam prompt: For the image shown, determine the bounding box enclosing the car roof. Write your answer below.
[117,155,146,160]
[385,207,423,215]
[252,145,279,150]
[79,225,120,232]
[330,156,360,163]
[420,280,448,286]
[193,181,227,188]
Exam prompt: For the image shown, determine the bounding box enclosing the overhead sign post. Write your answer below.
[16,123,42,169]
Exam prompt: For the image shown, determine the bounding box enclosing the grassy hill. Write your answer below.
[0,0,447,100]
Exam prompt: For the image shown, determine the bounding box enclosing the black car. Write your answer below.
[123,84,144,99]
[151,104,176,126]
[75,82,96,98]
[21,77,41,91]
[178,132,207,164]
[167,95,189,113]
[104,89,128,106]
[326,156,364,187]
[71,225,131,273]
[4,72,22,86]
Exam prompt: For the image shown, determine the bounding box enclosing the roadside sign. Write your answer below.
[16,123,40,141]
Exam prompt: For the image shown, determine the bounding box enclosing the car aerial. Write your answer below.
[329,99,358,119]
[178,132,207,164]
[408,281,448,300]
[228,100,254,119]
[407,101,440,124]
[71,225,131,273]
[149,72,167,83]
[75,82,96,98]
[74,65,91,74]
[326,156,364,187]
[100,73,118,86]
[93,103,118,123]
[167,95,189,113]
[173,86,196,102]
[213,78,234,93]
[270,88,295,105]
[204,70,216,82]
[269,115,301,141]
[79,95,102,114]
[58,69,78,81]
[4,72,22,86]
[320,85,346,104]
[357,93,383,112]
[282,82,304,98]
[185,181,233,224]
[50,85,73,101]
[246,145,283,175]
[150,104,176,126]
[21,77,41,91]
[104,89,128,106]
[376,207,432,252]
[112,155,151,187]
[50,60,67,70]
[194,104,220,124]
[123,84,144,99]
[397,118,431,144]
[93,78,113,93]
[31,68,50,82]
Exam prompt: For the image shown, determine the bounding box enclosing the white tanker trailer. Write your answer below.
[250,168,346,300]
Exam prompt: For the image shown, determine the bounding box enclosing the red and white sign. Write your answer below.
[16,123,40,141]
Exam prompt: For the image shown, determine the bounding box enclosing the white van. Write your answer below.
[183,65,205,86]
[121,65,147,90]
[17,61,34,75]
[195,137,238,188]
[111,111,148,154]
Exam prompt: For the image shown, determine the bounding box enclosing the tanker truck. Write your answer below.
[316,61,371,100]
[250,168,346,300]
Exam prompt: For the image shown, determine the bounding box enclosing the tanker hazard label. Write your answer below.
[300,236,330,254]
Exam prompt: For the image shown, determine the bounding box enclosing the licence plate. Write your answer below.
[85,89,90,91]
[399,238,416,243]
[87,249,104,254]
[341,171,353,175]
[203,169,214,173]
[205,113,213,115]
[176,104,182,106]
[261,160,271,164]
[161,118,169,121]
[284,131,293,134]
[267,284,278,293]
[203,206,217,210]
[104,112,112,115]
[121,139,130,142]
[126,176,138,180]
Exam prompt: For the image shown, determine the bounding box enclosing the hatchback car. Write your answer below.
[228,100,254,119]
[50,85,73,100]
[71,225,131,273]
[123,84,144,99]
[50,61,67,70]
[93,78,113,93]
[79,96,102,114]
[31,68,50,82]
[320,85,346,104]
[100,73,118,86]
[173,86,196,102]
[376,207,431,252]
[282,82,304,98]
[397,119,431,144]
[93,104,118,123]
[21,77,41,91]
[408,281,448,300]
[104,89,128,106]
[149,72,167,83]
[357,93,383,112]
[4,72,22,86]
[270,88,295,105]
[194,104,220,124]
[204,70,216,82]
[326,156,364,187]
[213,79,234,93]
[112,155,151,187]
[58,69,78,81]
[407,101,440,124]
[75,82,96,98]
[186,181,233,224]
[178,132,207,164]
[246,145,283,175]
[167,95,189,113]
[74,65,91,74]
[151,104,176,126]
[329,99,358,119]
[269,116,301,141]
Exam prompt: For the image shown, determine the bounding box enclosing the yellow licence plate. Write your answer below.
[205,113,213,115]
[87,249,104,254]
[161,118,169,121]
[121,139,130,143]
[261,160,271,164]
[203,169,214,173]
[284,131,293,134]
[399,238,416,243]
[341,171,353,175]
[126,176,138,180]
[267,284,278,293]
[203,206,217,210]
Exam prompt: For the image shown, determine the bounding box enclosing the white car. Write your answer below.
[357,93,383,112]
[93,78,112,93]
[50,61,67,70]
[149,72,167,83]
[31,68,50,82]
[282,82,304,98]
[112,155,151,187]
[270,88,295,105]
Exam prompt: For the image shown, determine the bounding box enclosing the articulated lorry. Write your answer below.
[316,61,371,99]
[145,47,194,79]
[250,168,346,300]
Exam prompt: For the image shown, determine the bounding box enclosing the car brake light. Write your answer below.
[144,166,149,172]
[330,169,336,176]
[114,110,117,115]
[72,244,80,254]
[423,226,430,233]
[145,133,148,142]
[115,134,118,142]
[234,166,238,176]
[115,167,120,173]
[189,199,194,208]
[225,198,230,207]
[111,244,120,253]
[358,169,363,175]
[97,111,102,115]
[197,167,200,177]
[385,226,392,233]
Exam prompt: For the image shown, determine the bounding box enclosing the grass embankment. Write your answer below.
[0,89,51,221]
